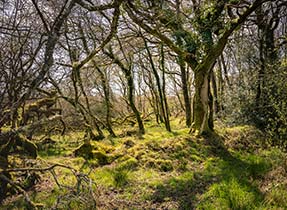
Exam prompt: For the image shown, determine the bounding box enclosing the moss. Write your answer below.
[158,159,173,172]
[173,141,185,150]
[93,142,115,153]
[144,158,173,172]
[144,157,156,168]
[177,159,188,171]
[190,154,202,162]
[117,157,138,170]
[123,139,136,148]
[145,140,161,151]
[127,143,147,160]
[74,143,93,159]
[92,150,109,165]
[74,142,115,162]
[112,168,129,188]
[134,150,146,160]
[36,137,56,151]
[119,129,138,137]
[15,135,38,159]
[5,121,287,209]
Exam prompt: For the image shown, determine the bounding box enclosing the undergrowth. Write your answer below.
[1,120,287,209]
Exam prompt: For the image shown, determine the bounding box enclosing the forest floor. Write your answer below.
[2,119,287,209]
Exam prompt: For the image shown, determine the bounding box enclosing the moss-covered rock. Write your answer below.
[93,142,115,153]
[74,143,93,159]
[117,157,138,170]
[123,139,136,148]
[93,150,109,165]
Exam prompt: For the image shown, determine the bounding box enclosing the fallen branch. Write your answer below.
[0,162,75,174]
[1,161,97,208]
[0,173,43,209]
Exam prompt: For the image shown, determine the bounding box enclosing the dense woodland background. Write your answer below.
[0,0,287,209]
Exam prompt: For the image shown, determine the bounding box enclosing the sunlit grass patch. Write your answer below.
[90,167,114,187]
[111,168,130,188]
[197,178,260,210]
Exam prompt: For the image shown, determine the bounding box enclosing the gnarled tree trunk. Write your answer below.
[191,71,211,134]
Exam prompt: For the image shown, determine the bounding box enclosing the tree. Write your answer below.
[143,38,171,131]
[104,45,146,135]
[124,0,269,135]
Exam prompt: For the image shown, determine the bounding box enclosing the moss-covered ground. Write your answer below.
[2,120,287,209]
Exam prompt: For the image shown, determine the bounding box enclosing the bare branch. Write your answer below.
[75,0,117,11]
[30,0,50,32]
[74,0,122,69]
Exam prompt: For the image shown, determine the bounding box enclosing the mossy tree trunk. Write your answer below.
[190,50,221,134]
[191,71,211,134]
[210,70,219,114]
[160,45,171,132]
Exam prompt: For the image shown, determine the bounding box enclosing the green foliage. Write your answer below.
[221,33,287,148]
[198,178,257,210]
[112,168,129,188]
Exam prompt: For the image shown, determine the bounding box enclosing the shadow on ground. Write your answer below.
[149,132,269,209]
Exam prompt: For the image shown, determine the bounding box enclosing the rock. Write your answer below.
[123,139,136,148]
[74,143,93,159]
[93,150,109,165]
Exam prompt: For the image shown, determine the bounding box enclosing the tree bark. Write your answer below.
[178,57,192,127]
[191,71,210,134]
[160,45,171,132]
[95,65,116,137]
[210,69,220,114]
[126,71,145,135]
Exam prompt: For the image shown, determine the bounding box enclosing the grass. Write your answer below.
[1,120,287,209]
[112,168,130,187]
